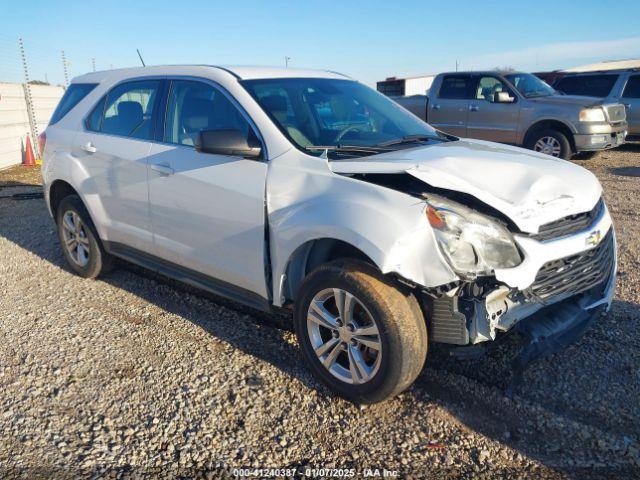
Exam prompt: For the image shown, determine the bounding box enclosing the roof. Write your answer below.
[562,59,640,73]
[72,65,350,83]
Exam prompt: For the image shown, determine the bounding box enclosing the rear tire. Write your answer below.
[294,260,428,404]
[526,128,572,160]
[56,195,114,278]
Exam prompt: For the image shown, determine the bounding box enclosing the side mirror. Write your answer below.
[494,91,515,103]
[195,129,262,159]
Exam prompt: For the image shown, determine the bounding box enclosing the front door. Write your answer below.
[466,75,520,144]
[147,79,269,299]
[427,75,473,137]
[72,79,161,251]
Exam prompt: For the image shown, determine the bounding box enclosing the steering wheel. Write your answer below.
[333,125,363,143]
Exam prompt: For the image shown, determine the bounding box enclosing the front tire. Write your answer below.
[56,195,113,278]
[526,128,573,159]
[294,260,428,404]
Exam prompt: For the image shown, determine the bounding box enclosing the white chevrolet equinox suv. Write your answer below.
[42,66,616,403]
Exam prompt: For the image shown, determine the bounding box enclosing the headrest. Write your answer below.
[182,98,215,130]
[261,95,288,113]
[117,101,143,121]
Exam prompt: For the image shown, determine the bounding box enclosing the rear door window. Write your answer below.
[622,75,640,98]
[88,80,160,140]
[439,75,473,99]
[49,83,97,125]
[554,75,618,97]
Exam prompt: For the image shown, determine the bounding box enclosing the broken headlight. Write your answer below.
[425,196,522,276]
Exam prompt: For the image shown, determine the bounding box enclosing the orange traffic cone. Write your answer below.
[23,135,36,167]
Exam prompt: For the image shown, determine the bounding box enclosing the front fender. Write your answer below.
[267,151,458,306]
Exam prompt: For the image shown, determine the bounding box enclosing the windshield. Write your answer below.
[242,78,445,156]
[504,73,556,98]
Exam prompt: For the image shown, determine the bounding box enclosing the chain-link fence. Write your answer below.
[0,34,123,168]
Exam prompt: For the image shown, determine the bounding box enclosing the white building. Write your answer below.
[377,74,435,97]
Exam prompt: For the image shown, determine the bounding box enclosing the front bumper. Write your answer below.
[429,204,616,347]
[574,121,628,151]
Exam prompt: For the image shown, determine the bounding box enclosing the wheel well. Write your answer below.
[282,239,376,303]
[49,180,78,221]
[524,120,576,153]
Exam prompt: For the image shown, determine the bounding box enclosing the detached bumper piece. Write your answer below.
[507,289,607,397]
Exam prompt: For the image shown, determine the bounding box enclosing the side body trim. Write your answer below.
[104,241,271,312]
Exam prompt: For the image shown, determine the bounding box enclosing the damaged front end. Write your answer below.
[327,140,616,377]
[428,209,616,379]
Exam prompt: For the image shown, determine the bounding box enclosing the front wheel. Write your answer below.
[526,129,573,159]
[294,260,428,404]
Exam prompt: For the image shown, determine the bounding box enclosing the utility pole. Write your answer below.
[285,56,291,68]
[92,58,96,72]
[19,38,40,157]
[61,50,69,86]
[455,60,459,72]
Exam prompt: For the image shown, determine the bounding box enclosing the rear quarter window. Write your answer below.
[49,83,97,125]
[554,75,618,97]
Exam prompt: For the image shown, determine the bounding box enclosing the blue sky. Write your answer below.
[1,0,639,86]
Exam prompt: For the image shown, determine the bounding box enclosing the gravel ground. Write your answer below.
[0,146,639,479]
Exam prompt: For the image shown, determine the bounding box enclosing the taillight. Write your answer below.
[38,131,47,156]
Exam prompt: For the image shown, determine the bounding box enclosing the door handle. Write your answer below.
[431,104,441,110]
[81,142,97,153]
[150,163,174,176]
[469,105,479,112]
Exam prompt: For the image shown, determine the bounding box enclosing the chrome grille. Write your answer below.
[531,198,604,242]
[527,229,614,302]
[605,104,626,123]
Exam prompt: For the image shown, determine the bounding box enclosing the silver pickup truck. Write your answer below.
[394,71,628,159]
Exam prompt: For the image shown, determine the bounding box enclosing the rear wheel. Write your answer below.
[56,195,113,278]
[294,260,428,404]
[526,128,572,160]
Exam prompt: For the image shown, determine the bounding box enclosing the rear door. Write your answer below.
[466,75,520,143]
[622,74,640,135]
[146,79,269,301]
[72,79,163,251]
[428,75,473,137]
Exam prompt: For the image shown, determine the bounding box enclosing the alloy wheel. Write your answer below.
[61,210,90,267]
[534,136,562,157]
[306,288,382,384]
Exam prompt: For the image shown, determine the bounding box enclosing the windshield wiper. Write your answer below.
[375,134,441,147]
[304,145,392,155]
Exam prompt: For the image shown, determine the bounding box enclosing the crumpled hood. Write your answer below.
[329,139,602,233]
[530,94,604,108]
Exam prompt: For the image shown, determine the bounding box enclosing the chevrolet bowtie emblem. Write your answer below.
[586,230,602,247]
